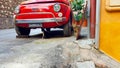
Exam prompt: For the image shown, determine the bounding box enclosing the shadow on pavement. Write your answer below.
[29,30,66,39]
[16,28,88,39]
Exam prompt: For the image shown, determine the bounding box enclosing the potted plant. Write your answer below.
[70,0,87,40]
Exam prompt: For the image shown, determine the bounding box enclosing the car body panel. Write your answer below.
[14,0,71,28]
[21,0,70,5]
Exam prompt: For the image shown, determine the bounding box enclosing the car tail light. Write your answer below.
[53,3,61,12]
[14,5,20,14]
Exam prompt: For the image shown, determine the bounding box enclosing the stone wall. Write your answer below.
[0,18,14,29]
[0,0,25,29]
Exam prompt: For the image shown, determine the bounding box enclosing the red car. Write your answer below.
[14,0,73,37]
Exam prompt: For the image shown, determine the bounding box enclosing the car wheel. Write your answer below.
[15,26,30,36]
[63,17,72,37]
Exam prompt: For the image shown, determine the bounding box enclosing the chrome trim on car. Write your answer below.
[15,17,66,24]
[17,12,55,17]
[15,12,65,25]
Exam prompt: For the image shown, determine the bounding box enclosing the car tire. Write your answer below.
[15,26,30,36]
[63,17,72,37]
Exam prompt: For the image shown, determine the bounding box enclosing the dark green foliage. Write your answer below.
[71,0,84,22]
[74,12,82,22]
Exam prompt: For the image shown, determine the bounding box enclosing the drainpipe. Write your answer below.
[90,0,96,38]
[87,0,90,38]
[95,0,101,48]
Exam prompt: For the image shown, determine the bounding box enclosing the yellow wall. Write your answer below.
[100,0,120,62]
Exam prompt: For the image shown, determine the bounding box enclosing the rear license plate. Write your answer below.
[29,24,42,27]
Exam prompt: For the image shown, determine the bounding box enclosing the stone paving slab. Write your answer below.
[76,61,95,68]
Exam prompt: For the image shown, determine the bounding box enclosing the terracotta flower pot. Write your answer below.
[82,19,87,27]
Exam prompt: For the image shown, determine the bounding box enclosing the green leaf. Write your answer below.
[74,13,82,22]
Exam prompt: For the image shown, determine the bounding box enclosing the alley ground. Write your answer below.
[0,28,120,68]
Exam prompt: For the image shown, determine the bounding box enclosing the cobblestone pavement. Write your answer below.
[0,28,119,68]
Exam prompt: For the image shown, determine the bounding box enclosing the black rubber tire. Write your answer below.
[63,17,72,37]
[15,26,30,36]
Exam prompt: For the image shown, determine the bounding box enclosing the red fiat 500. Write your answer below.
[14,0,72,37]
